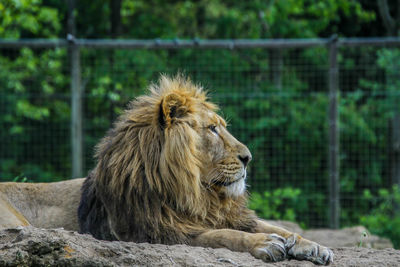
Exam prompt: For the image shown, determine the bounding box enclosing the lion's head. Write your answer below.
[80,75,254,242]
[155,76,252,199]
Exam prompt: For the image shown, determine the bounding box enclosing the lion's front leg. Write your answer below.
[255,220,333,265]
[193,229,287,262]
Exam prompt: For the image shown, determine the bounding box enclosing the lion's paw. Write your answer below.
[286,234,333,265]
[250,233,287,262]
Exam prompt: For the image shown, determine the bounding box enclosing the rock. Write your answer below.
[264,220,304,234]
[265,220,393,249]
[303,226,393,249]
[0,227,399,267]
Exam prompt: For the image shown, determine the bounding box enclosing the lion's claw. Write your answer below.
[251,233,287,262]
[269,233,286,244]
[307,247,333,265]
[287,234,334,265]
[285,233,297,250]
[323,248,334,264]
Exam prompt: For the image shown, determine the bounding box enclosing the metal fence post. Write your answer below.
[68,0,83,178]
[69,35,83,178]
[328,35,340,229]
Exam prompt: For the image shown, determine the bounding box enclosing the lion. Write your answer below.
[0,178,83,231]
[78,75,333,264]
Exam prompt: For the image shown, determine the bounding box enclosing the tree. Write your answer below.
[377,0,400,36]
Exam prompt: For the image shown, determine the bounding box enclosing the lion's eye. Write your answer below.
[208,125,218,134]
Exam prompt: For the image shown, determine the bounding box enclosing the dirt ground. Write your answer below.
[0,226,399,267]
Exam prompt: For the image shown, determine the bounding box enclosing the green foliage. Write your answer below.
[12,174,28,183]
[60,0,375,39]
[118,0,374,39]
[249,188,307,227]
[0,1,399,248]
[358,231,368,248]
[0,46,69,182]
[360,186,400,249]
[0,0,61,38]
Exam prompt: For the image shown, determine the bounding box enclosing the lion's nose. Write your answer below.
[235,142,252,167]
[238,154,252,167]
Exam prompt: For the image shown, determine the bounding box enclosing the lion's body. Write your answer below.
[77,76,333,264]
[0,178,83,231]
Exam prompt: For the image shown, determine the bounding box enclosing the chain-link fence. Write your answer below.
[1,38,399,229]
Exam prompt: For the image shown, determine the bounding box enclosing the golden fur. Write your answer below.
[0,178,83,231]
[78,75,333,264]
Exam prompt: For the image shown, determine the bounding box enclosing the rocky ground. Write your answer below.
[0,225,398,267]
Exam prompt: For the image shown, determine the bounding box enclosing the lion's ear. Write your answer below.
[159,93,191,127]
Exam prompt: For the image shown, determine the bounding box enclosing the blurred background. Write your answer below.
[1,0,400,247]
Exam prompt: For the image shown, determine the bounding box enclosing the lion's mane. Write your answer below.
[78,75,256,244]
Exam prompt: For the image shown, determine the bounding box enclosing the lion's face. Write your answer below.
[196,109,252,197]
[156,77,252,199]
